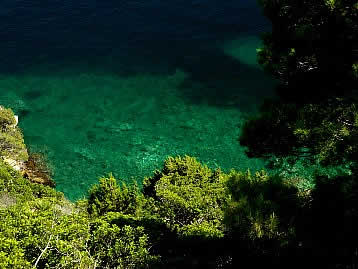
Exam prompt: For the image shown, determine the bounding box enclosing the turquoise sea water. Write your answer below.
[0,1,276,200]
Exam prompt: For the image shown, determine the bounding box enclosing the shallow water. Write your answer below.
[0,0,276,200]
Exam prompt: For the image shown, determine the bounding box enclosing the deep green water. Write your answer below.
[0,35,277,200]
[0,1,278,200]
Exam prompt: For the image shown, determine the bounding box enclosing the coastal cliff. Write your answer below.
[0,105,54,186]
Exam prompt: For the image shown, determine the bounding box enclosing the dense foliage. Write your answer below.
[241,0,358,165]
[143,156,230,238]
[239,0,358,267]
[225,170,298,246]
[0,158,160,268]
[257,0,357,100]
[0,134,305,268]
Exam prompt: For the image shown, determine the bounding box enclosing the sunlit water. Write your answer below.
[0,0,276,200]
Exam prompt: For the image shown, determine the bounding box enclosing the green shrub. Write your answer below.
[89,217,159,269]
[143,156,230,238]
[225,170,300,252]
[0,107,16,130]
[0,199,94,268]
[0,107,28,162]
[87,174,144,217]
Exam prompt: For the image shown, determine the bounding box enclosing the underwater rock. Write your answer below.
[24,89,43,100]
[23,153,55,187]
[118,122,133,131]
[179,120,196,130]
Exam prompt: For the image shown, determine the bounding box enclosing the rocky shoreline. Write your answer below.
[0,105,54,187]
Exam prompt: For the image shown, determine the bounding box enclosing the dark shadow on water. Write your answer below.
[171,46,277,110]
[23,89,44,100]
[0,35,276,112]
[17,109,31,119]
[111,39,277,111]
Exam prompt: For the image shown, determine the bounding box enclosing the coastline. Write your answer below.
[0,105,54,186]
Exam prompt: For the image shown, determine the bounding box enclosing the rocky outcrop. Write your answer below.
[0,105,55,187]
[2,157,25,171]
[23,153,55,187]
